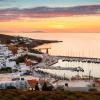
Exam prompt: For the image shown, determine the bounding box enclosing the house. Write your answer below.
[18,63,31,75]
[17,47,27,55]
[0,73,28,89]
[6,60,16,69]
[94,79,100,86]
[0,44,16,68]
[27,79,38,90]
[0,77,27,89]
[19,63,30,71]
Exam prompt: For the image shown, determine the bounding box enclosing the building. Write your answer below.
[27,79,38,90]
[0,44,16,68]
[0,74,27,89]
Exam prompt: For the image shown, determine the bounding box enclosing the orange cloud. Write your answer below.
[0,15,100,33]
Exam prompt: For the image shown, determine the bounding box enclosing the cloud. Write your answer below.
[0,5,100,21]
[0,30,13,33]
[21,30,47,33]
[32,30,47,33]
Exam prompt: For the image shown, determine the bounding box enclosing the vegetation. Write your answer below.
[0,89,100,100]
[15,54,42,64]
[0,34,61,48]
[35,83,39,91]
[6,86,16,89]
[0,67,12,73]
[42,82,48,91]
[41,82,53,91]
[29,49,43,54]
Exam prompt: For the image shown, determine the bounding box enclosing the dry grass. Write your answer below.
[0,89,100,100]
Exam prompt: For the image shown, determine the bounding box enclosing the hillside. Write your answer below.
[0,34,61,48]
[0,89,100,100]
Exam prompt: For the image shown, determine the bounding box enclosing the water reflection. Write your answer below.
[49,60,100,78]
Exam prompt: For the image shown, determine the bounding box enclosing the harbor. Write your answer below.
[0,34,100,92]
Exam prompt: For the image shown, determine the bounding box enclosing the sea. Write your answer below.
[42,60,100,78]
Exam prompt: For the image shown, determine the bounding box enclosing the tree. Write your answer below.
[6,86,16,89]
[47,85,53,91]
[0,67,12,73]
[42,82,48,91]
[35,83,39,91]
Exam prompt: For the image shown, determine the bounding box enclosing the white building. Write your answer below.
[6,59,16,69]
[18,63,31,76]
[17,47,26,54]
[0,73,28,89]
[19,63,30,71]
[0,44,16,68]
[0,44,13,57]
[0,79,27,89]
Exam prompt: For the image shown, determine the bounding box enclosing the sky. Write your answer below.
[0,0,100,33]
[0,0,100,8]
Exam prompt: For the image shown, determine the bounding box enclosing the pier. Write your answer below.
[56,56,100,64]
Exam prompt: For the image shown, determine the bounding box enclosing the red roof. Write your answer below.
[27,79,38,86]
[95,80,100,84]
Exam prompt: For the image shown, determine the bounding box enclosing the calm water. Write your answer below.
[40,60,100,78]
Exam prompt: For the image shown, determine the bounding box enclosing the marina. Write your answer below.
[0,34,100,92]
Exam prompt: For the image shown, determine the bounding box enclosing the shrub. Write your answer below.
[6,86,16,89]
[35,83,39,91]
[36,96,47,100]
[47,85,53,91]
[42,82,48,91]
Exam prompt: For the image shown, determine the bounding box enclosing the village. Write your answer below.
[0,35,100,92]
[0,35,63,91]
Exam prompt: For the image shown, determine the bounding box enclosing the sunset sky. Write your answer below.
[0,0,100,33]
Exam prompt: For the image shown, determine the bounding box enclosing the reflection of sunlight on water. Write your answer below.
[49,38,100,58]
[45,61,100,78]
[49,42,66,55]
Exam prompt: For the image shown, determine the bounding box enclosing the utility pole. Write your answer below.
[89,70,91,81]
